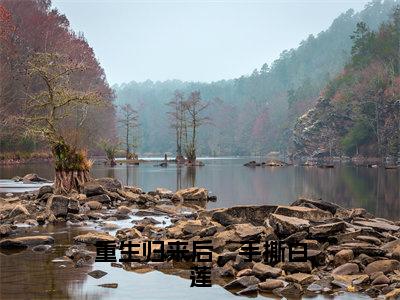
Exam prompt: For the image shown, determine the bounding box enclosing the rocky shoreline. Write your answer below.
[1,177,400,299]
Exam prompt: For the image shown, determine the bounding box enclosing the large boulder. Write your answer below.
[82,182,106,197]
[353,220,400,232]
[365,259,400,275]
[224,276,260,289]
[268,213,310,236]
[172,187,208,202]
[331,263,360,275]
[73,232,118,244]
[276,261,312,273]
[22,173,49,183]
[252,262,282,279]
[212,205,277,226]
[231,223,265,241]
[46,195,70,218]
[290,198,341,215]
[258,279,285,291]
[37,185,54,198]
[93,178,122,192]
[115,228,142,241]
[85,201,103,210]
[0,235,54,249]
[274,206,332,221]
[309,221,346,237]
[334,249,354,266]
[155,188,173,199]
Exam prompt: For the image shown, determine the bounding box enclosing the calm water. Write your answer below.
[0,157,399,219]
[0,157,391,299]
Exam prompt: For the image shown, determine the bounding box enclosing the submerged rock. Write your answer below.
[172,187,208,202]
[224,275,260,289]
[73,232,117,244]
[88,270,108,279]
[0,235,54,249]
[98,283,118,288]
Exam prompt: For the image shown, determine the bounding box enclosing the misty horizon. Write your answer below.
[52,0,369,85]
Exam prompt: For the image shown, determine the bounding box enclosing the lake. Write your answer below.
[0,157,399,220]
[0,157,395,299]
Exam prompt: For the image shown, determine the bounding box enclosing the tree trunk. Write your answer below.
[54,169,90,194]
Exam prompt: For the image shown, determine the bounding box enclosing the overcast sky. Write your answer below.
[52,0,370,85]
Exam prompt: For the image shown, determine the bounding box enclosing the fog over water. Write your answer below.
[52,0,369,84]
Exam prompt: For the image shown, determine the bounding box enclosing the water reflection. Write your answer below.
[0,158,399,219]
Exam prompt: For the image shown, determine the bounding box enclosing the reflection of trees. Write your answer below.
[295,166,399,220]
[176,166,182,190]
[106,167,115,180]
[185,167,196,187]
[175,166,197,190]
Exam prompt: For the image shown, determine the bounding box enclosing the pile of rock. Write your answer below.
[1,178,399,299]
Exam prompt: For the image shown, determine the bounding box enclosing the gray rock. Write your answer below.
[233,255,254,271]
[291,198,340,215]
[353,220,400,232]
[37,185,54,198]
[212,205,277,226]
[32,244,52,252]
[0,235,54,249]
[88,270,108,279]
[217,251,238,267]
[334,249,354,266]
[82,182,106,197]
[252,262,282,279]
[273,282,303,298]
[68,199,80,214]
[236,284,258,295]
[276,261,312,273]
[258,279,285,291]
[331,263,359,275]
[365,260,400,275]
[23,173,49,183]
[46,195,70,217]
[94,178,122,192]
[224,275,260,289]
[372,274,390,285]
[268,213,310,236]
[309,221,346,237]
[274,205,332,221]
[86,200,103,210]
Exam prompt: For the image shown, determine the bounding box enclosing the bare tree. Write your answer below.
[118,104,139,159]
[166,90,187,161]
[17,52,107,194]
[184,91,210,163]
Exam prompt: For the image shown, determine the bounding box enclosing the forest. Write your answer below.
[294,6,400,158]
[0,0,399,159]
[114,0,399,157]
[0,0,116,159]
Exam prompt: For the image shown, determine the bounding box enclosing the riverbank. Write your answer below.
[1,178,399,299]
